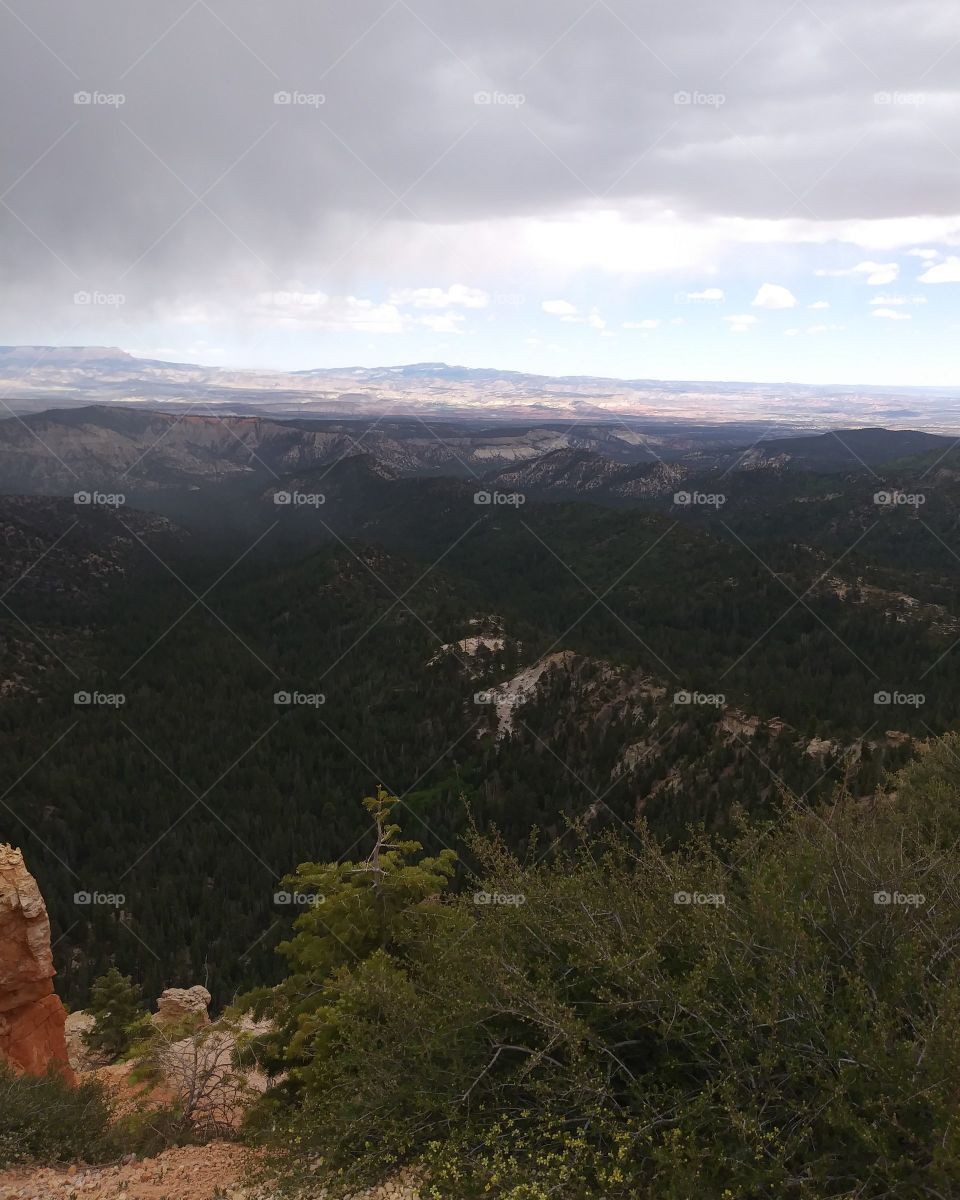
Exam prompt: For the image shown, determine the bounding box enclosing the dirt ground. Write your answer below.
[0,1142,252,1200]
[0,1144,426,1200]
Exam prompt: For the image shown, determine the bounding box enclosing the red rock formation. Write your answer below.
[0,844,73,1080]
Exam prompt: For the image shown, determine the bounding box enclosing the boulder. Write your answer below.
[0,844,73,1080]
[64,1009,97,1071]
[154,985,211,1028]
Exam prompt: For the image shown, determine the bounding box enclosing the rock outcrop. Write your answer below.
[0,844,73,1080]
[63,1009,97,1072]
[154,985,211,1029]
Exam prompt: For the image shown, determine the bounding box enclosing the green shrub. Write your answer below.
[109,1103,198,1159]
[248,740,960,1198]
[0,1065,114,1167]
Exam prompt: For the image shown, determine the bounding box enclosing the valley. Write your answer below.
[0,405,956,1011]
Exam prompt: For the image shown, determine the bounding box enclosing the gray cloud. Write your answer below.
[1,0,959,319]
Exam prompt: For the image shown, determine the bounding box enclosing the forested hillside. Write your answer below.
[0,427,957,1007]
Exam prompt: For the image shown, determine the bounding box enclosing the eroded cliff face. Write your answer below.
[0,844,73,1080]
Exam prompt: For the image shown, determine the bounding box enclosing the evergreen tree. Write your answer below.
[83,967,144,1061]
[244,787,457,1086]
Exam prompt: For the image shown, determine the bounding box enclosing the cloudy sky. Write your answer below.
[2,0,960,384]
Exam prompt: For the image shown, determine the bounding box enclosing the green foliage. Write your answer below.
[244,787,456,1091]
[7,469,952,1009]
[84,966,145,1061]
[0,1065,114,1167]
[253,743,960,1199]
[109,1103,198,1159]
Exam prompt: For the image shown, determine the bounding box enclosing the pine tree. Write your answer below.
[83,967,144,1061]
[243,786,456,1083]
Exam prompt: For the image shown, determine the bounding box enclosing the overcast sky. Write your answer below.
[2,0,960,384]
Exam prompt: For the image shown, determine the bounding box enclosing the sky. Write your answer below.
[2,0,960,385]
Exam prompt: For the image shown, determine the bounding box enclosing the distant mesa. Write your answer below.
[1,345,959,431]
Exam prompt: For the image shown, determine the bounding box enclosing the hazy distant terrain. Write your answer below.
[2,347,959,430]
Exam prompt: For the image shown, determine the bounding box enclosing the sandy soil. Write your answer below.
[0,1142,251,1200]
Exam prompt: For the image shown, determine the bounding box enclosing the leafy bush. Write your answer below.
[249,739,960,1198]
[0,1065,114,1167]
[109,1102,199,1159]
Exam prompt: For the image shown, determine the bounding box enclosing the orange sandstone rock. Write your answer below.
[0,844,73,1080]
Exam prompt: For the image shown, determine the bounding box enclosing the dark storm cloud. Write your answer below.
[0,0,958,310]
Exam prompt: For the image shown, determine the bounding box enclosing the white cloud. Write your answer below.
[724,314,758,333]
[719,215,960,252]
[147,341,226,360]
[872,308,912,320]
[543,300,606,330]
[808,300,830,309]
[389,284,489,308]
[542,299,578,315]
[251,292,408,332]
[251,290,329,322]
[869,294,926,306]
[785,323,844,336]
[815,261,899,285]
[907,248,939,260]
[862,263,900,285]
[752,283,797,309]
[919,256,960,283]
[622,319,660,329]
[684,288,724,302]
[417,312,465,333]
[334,298,407,332]
[522,211,960,280]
